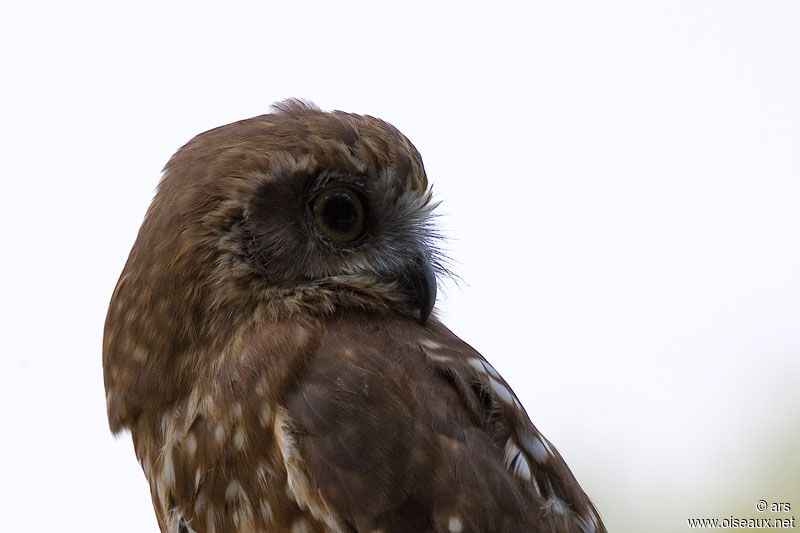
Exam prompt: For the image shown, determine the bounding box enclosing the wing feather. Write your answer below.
[278,312,605,532]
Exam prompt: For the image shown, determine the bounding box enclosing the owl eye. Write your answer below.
[311,187,368,243]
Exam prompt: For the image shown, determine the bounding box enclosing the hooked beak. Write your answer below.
[397,248,437,324]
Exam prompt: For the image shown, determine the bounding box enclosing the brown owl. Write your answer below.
[103,100,605,532]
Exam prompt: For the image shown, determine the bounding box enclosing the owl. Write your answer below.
[103,100,605,533]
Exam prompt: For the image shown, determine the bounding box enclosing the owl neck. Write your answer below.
[102,257,402,434]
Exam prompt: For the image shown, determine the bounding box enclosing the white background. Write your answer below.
[1,1,798,531]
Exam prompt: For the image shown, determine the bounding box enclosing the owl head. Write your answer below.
[104,100,445,430]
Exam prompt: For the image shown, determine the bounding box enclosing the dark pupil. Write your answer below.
[321,194,357,233]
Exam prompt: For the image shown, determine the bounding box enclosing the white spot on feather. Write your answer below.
[543,497,570,516]
[133,346,148,362]
[488,376,515,406]
[295,326,309,347]
[170,508,195,533]
[226,479,255,528]
[467,357,502,380]
[233,427,246,450]
[520,432,551,464]
[215,424,226,443]
[255,375,269,396]
[256,461,271,482]
[157,450,175,506]
[530,473,543,497]
[467,358,486,374]
[504,438,532,480]
[483,361,501,379]
[161,413,171,437]
[105,389,115,412]
[276,407,340,530]
[428,352,452,363]
[202,395,216,415]
[185,434,197,458]
[578,510,600,533]
[291,518,312,533]
[420,338,442,350]
[448,516,463,532]
[419,338,451,362]
[259,404,272,427]
[225,479,246,502]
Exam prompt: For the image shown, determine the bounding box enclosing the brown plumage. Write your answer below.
[103,100,605,532]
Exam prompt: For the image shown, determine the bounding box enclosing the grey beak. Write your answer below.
[398,248,437,324]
